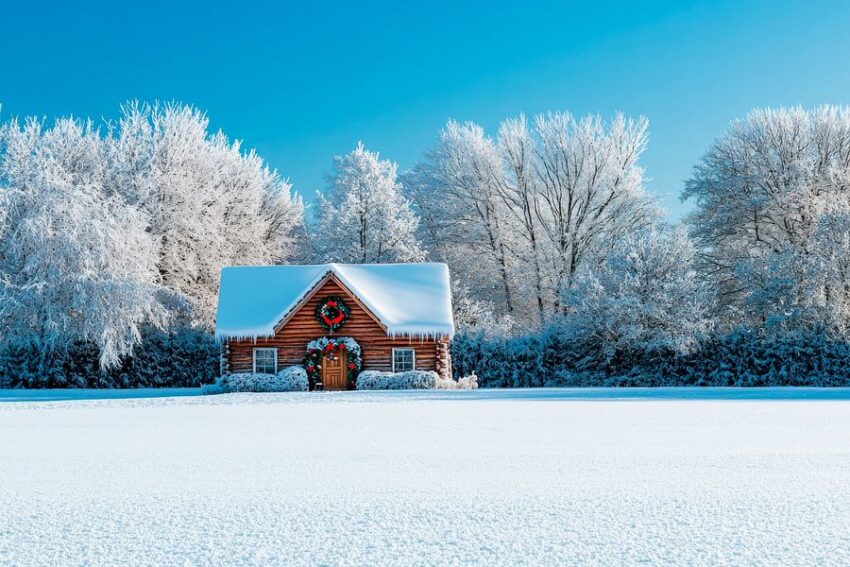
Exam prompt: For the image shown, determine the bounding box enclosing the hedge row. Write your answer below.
[451,328,850,388]
[0,327,219,388]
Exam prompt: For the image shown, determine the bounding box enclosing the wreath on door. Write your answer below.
[305,337,362,390]
[315,296,351,332]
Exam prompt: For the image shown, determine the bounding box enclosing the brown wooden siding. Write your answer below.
[224,276,451,379]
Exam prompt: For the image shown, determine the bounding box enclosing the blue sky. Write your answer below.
[3,0,850,219]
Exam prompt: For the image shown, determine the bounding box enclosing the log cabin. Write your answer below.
[215,263,454,390]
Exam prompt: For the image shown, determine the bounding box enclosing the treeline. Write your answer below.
[447,107,850,386]
[3,103,850,386]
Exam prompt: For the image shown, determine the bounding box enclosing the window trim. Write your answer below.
[253,347,278,374]
[392,347,415,372]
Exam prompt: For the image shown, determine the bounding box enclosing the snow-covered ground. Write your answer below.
[1,389,849,565]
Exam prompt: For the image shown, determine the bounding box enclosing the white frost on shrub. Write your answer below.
[356,370,479,390]
[436,371,479,390]
[203,365,308,394]
[356,370,438,390]
[276,366,310,390]
[456,372,479,390]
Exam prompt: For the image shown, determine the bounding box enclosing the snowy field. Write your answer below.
[1,389,850,566]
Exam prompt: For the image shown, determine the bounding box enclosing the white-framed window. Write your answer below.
[392,348,415,372]
[253,348,278,374]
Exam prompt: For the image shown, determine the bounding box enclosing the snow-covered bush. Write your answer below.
[561,226,712,363]
[435,372,479,390]
[355,370,438,390]
[455,373,479,390]
[326,368,478,391]
[451,330,552,388]
[203,366,308,394]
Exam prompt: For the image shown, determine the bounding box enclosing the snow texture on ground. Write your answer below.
[1,389,849,565]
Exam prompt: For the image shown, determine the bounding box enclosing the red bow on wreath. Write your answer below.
[321,311,345,326]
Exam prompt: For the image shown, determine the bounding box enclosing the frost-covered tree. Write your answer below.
[561,227,712,361]
[683,106,850,334]
[498,115,547,320]
[111,103,305,326]
[407,112,658,325]
[313,142,423,263]
[404,121,519,316]
[0,101,305,370]
[452,285,514,338]
[532,112,659,305]
[0,117,166,368]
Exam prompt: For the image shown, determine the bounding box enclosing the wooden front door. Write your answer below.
[322,352,347,390]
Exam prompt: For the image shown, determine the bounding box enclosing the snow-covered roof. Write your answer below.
[215,263,454,340]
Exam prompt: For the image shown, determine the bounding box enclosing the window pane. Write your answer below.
[254,349,277,374]
[394,349,414,372]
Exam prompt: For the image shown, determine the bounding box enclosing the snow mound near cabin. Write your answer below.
[356,370,438,390]
[355,370,478,390]
[203,366,308,393]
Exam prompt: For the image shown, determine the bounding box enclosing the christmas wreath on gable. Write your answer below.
[304,337,362,390]
[315,296,351,332]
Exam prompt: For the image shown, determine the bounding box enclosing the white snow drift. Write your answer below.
[1,390,849,565]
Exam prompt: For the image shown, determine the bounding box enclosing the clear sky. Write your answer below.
[3,0,850,219]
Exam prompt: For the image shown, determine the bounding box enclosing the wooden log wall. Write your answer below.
[225,277,451,379]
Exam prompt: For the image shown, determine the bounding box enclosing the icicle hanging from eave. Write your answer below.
[214,328,278,343]
[384,327,455,341]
